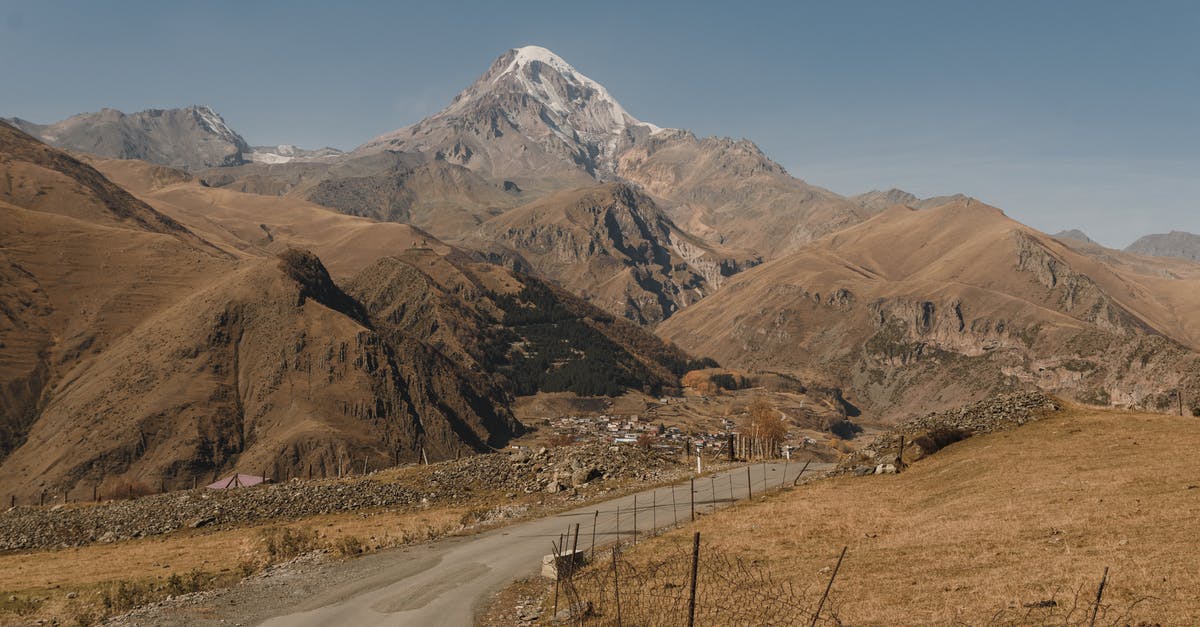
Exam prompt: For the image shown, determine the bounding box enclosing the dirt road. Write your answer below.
[131,460,831,626]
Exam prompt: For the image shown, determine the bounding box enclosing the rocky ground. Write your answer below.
[835,391,1062,476]
[0,443,685,552]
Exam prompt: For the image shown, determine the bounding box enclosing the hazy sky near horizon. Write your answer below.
[2,0,1197,247]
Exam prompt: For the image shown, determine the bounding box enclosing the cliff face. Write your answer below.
[472,182,758,324]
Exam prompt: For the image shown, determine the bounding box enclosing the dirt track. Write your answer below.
[118,460,830,626]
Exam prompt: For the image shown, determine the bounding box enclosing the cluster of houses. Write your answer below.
[543,414,818,459]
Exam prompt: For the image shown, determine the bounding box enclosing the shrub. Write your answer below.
[334,535,364,557]
[102,579,156,613]
[261,526,321,562]
[911,427,973,455]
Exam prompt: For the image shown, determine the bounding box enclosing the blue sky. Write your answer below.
[2,0,1197,247]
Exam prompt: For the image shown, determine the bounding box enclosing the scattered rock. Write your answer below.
[838,392,1061,476]
[0,442,685,552]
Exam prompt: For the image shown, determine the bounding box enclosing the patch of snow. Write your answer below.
[245,151,294,164]
[191,105,240,143]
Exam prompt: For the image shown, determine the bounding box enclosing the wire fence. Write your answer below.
[553,532,844,626]
[544,532,1149,626]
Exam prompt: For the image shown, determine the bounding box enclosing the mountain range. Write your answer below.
[2,44,1198,497]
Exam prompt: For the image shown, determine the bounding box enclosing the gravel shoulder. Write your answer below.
[110,460,832,626]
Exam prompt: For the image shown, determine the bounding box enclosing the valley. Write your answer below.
[3,33,1199,626]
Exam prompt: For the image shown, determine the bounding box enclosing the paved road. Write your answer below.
[254,460,831,626]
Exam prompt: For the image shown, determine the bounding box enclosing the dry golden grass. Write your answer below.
[600,406,1200,624]
[0,505,472,624]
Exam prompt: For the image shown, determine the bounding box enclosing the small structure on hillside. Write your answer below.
[206,474,271,490]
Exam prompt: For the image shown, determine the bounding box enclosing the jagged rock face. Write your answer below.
[1126,231,1200,262]
[660,199,1200,420]
[7,106,251,171]
[345,251,693,395]
[471,183,758,324]
[357,46,660,186]
[616,130,875,258]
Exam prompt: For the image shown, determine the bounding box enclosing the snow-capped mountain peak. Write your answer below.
[357,45,665,179]
[448,45,659,134]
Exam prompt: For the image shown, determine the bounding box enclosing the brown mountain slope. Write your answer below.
[468,183,758,324]
[0,152,702,495]
[0,125,233,459]
[616,129,876,258]
[659,199,1200,419]
[94,158,450,279]
[0,128,523,496]
[0,250,521,499]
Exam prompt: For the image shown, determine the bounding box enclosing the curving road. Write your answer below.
[141,460,830,626]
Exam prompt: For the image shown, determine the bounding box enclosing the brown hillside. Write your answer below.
[659,199,1200,419]
[0,249,521,500]
[595,406,1200,623]
[616,129,877,259]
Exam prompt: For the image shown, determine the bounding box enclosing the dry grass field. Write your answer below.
[0,505,474,624]
[580,405,1200,624]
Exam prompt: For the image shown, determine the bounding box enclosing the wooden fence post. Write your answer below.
[1089,566,1109,627]
[690,478,695,522]
[551,539,561,615]
[793,459,812,487]
[746,466,752,499]
[811,547,847,627]
[611,546,622,627]
[591,510,599,559]
[652,489,657,530]
[687,531,701,627]
[633,494,638,544]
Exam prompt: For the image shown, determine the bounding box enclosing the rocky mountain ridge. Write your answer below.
[659,199,1200,420]
[1125,230,1200,262]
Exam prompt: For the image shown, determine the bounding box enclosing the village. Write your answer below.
[523,405,820,461]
